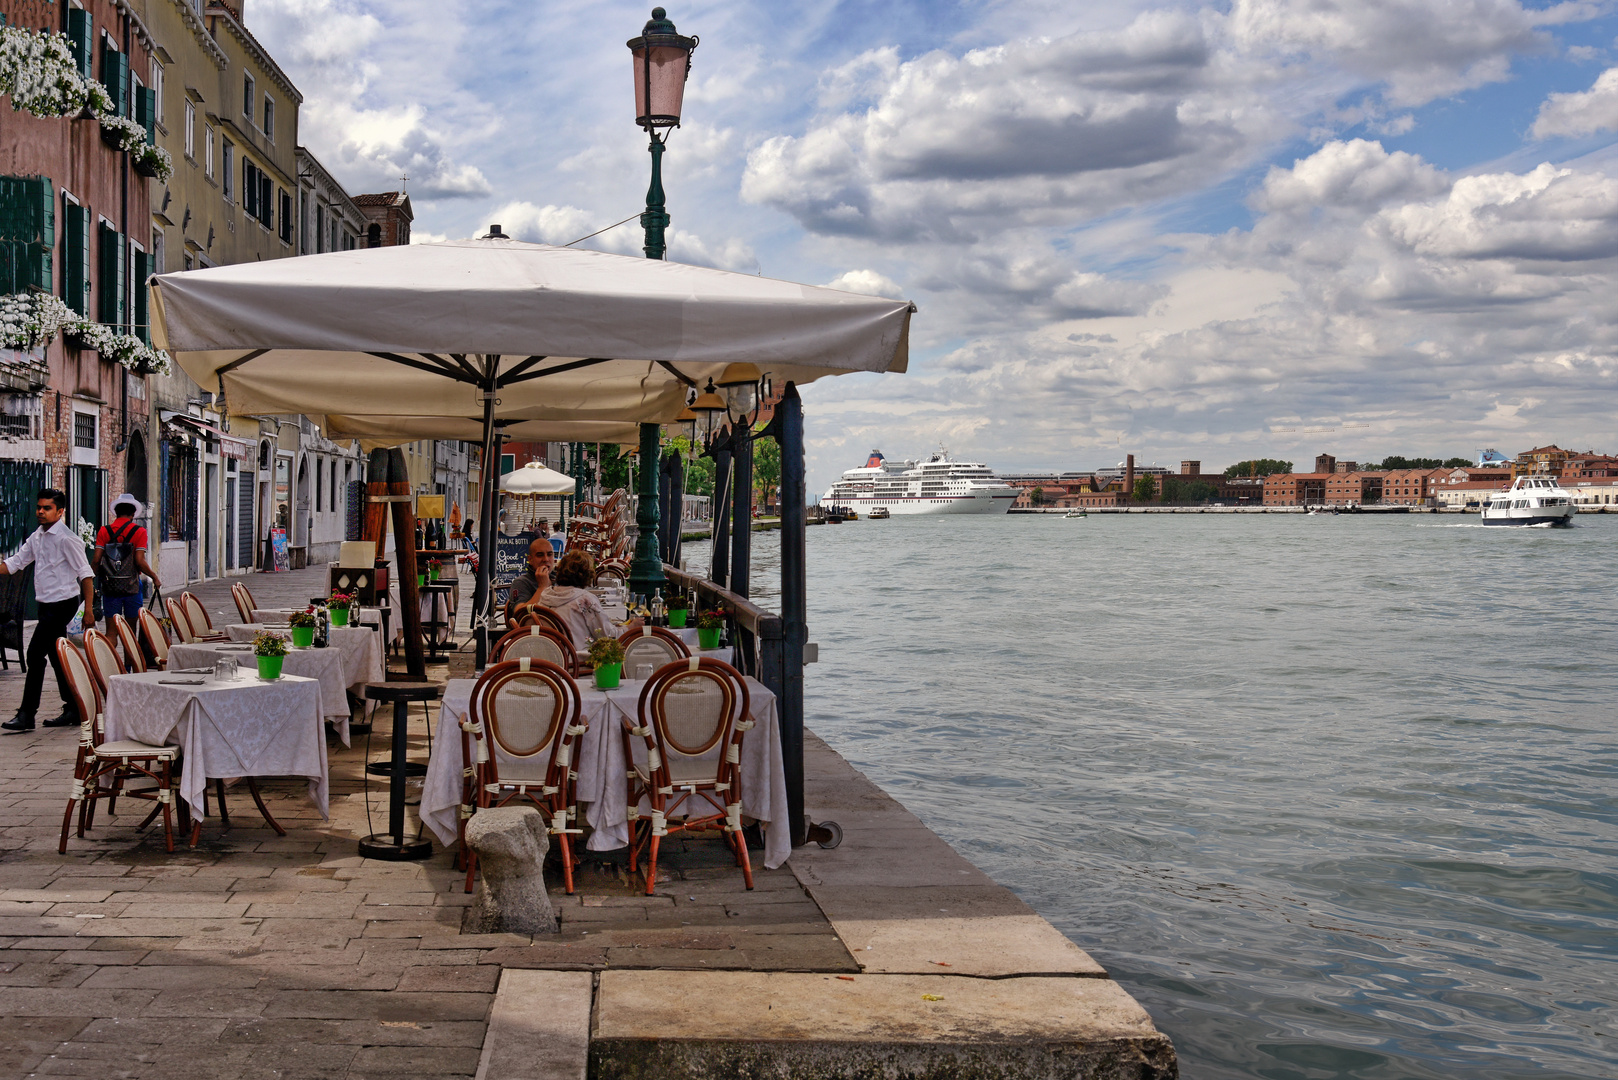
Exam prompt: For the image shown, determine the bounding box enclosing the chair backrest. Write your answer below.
[166,598,197,643]
[54,639,102,744]
[180,592,214,634]
[472,659,582,791]
[139,607,171,664]
[619,625,689,676]
[637,657,749,787]
[517,604,573,642]
[83,628,125,696]
[110,614,146,674]
[492,625,574,669]
[231,582,254,624]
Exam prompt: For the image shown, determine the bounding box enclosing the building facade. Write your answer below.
[296,146,360,254]
[354,190,411,247]
[2,0,158,554]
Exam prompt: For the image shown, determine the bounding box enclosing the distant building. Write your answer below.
[1514,444,1569,479]
[1315,454,1335,474]
[1565,481,1618,507]
[1434,480,1508,509]
[1180,460,1200,475]
[1380,467,1447,506]
[1560,452,1618,480]
[297,147,362,254]
[1264,473,1330,506]
[1321,471,1386,506]
[355,190,412,248]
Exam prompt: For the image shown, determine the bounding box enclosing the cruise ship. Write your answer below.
[821,449,1019,516]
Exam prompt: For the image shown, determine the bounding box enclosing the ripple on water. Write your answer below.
[685,513,1618,1078]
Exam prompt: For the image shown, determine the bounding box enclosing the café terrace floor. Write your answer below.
[0,567,1170,1080]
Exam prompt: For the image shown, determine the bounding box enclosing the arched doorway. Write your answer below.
[367,223,381,248]
[295,455,311,554]
[123,428,148,510]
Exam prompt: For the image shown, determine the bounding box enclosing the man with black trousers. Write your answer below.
[1,490,96,732]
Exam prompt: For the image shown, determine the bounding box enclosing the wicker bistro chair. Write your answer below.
[465,659,587,894]
[55,639,183,854]
[82,629,124,699]
[624,657,754,895]
[179,592,230,641]
[231,582,256,625]
[492,625,576,672]
[512,605,576,650]
[619,625,690,677]
[137,608,171,670]
[111,615,146,674]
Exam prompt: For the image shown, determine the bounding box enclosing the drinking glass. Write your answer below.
[634,664,654,682]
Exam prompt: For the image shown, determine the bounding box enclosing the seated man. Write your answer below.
[504,537,555,625]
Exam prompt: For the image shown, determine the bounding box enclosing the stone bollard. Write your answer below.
[465,806,557,935]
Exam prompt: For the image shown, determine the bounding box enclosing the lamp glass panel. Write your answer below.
[633,44,690,124]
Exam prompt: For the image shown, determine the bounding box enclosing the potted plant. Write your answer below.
[696,608,725,651]
[253,630,289,679]
[286,610,316,648]
[667,592,689,629]
[587,636,625,690]
[427,558,442,582]
[327,590,356,627]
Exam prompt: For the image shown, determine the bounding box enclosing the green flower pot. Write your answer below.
[256,655,284,680]
[697,627,721,650]
[329,607,349,627]
[594,662,622,690]
[290,627,314,648]
[667,609,688,628]
[416,574,426,588]
[428,568,440,581]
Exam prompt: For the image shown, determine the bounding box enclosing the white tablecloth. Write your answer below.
[422,674,789,868]
[168,641,352,740]
[103,670,329,820]
[227,623,384,693]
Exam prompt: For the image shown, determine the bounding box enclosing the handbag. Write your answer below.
[146,586,173,636]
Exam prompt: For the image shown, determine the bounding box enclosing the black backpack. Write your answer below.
[99,519,142,598]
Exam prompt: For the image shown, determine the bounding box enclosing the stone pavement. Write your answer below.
[0,568,853,1079]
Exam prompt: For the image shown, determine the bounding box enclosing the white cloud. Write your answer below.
[824,270,904,298]
[1533,66,1618,136]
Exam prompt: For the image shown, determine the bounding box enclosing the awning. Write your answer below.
[161,411,255,461]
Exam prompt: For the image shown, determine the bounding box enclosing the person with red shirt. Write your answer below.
[92,494,161,632]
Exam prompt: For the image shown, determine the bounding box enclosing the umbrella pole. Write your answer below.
[388,449,427,678]
[473,390,499,670]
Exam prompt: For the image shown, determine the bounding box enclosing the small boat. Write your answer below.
[1481,476,1576,526]
[868,507,890,519]
[1064,509,1087,519]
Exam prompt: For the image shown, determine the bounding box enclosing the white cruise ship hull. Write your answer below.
[825,491,1016,516]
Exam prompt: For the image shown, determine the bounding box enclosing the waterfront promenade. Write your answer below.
[0,567,1175,1079]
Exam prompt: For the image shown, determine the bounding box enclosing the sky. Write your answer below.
[251,0,1618,493]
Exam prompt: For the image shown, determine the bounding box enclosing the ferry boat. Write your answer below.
[1480,476,1577,526]
[820,449,1019,516]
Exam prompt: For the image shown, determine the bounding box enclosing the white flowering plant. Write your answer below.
[1,26,170,181]
[0,293,171,377]
[75,517,96,548]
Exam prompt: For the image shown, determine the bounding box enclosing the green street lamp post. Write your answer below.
[626,7,697,598]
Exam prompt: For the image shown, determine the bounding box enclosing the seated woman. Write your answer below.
[539,550,612,650]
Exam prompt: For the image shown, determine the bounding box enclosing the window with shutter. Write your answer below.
[0,177,56,295]
[138,87,156,144]
[243,74,254,123]
[243,162,257,217]
[222,141,233,199]
[97,222,125,327]
[279,190,293,245]
[100,39,128,118]
[63,200,90,315]
[261,175,273,229]
[133,250,151,344]
[67,10,92,80]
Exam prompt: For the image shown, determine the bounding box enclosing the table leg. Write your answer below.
[357,697,432,860]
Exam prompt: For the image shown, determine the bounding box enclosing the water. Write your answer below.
[688,513,1618,1079]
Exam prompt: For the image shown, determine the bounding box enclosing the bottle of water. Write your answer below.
[650,590,665,626]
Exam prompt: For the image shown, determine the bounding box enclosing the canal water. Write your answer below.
[687,512,1618,1079]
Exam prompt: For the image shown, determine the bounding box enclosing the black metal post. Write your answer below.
[730,426,754,675]
[709,438,732,590]
[668,451,685,571]
[778,384,808,848]
[628,423,666,597]
[658,454,674,564]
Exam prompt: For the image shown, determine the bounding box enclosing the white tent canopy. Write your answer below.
[500,462,576,496]
[151,237,913,423]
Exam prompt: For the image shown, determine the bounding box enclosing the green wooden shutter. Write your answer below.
[63,201,88,315]
[100,39,128,118]
[133,250,151,344]
[0,177,54,294]
[67,10,93,81]
[134,86,156,145]
[97,222,124,326]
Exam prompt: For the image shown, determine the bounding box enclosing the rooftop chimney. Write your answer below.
[1126,454,1135,495]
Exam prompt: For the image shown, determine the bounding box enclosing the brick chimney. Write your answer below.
[1126,454,1135,496]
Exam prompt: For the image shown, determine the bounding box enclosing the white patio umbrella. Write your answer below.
[149,236,913,663]
[500,462,577,495]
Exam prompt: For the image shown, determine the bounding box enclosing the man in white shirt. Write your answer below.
[1,490,96,732]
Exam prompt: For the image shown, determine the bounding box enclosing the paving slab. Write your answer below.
[476,969,591,1080]
[593,970,1177,1080]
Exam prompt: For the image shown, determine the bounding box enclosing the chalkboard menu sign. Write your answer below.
[492,531,538,612]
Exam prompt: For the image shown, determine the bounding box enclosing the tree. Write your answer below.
[1133,474,1157,501]
[1224,458,1293,478]
[1443,457,1472,468]
[1161,477,1219,504]
[598,443,631,492]
[751,428,781,509]
[664,436,714,497]
[1377,455,1445,470]
[1030,486,1047,506]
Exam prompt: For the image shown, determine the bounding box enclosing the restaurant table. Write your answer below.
[102,670,329,821]
[421,673,790,868]
[168,640,353,741]
[225,624,385,696]
[252,606,386,630]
